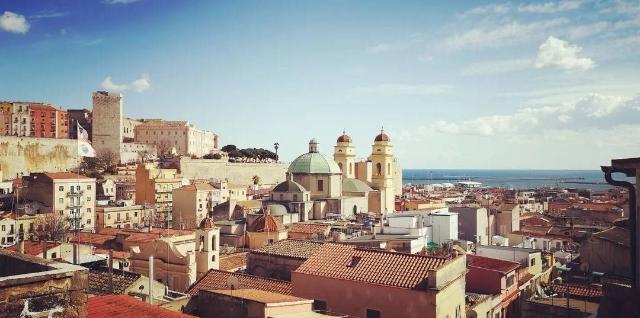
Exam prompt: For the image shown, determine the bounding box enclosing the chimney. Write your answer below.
[42,241,48,259]
[18,240,24,254]
[148,256,154,304]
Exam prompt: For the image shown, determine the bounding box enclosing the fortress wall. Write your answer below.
[0,136,80,179]
[179,158,288,187]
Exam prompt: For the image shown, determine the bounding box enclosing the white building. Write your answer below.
[134,120,219,157]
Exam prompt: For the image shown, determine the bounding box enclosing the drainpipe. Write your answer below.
[601,166,637,288]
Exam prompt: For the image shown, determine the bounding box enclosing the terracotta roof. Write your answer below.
[288,223,331,235]
[203,288,308,304]
[337,133,352,143]
[294,243,449,290]
[70,232,116,246]
[374,131,390,142]
[95,248,131,260]
[8,240,61,256]
[187,270,292,296]
[467,255,520,274]
[88,295,193,318]
[252,239,323,259]
[248,214,285,232]
[219,252,248,271]
[88,267,141,295]
[550,283,603,298]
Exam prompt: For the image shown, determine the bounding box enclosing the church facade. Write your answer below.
[268,130,400,221]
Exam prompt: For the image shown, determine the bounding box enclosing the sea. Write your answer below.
[402,169,627,191]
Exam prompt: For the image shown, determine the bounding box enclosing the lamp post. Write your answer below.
[273,142,280,162]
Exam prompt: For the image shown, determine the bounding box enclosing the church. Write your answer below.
[266,130,400,221]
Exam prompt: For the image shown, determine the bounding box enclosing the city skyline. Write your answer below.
[2,0,640,169]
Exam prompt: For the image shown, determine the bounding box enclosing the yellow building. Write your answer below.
[95,204,150,231]
[135,163,183,228]
[172,182,223,230]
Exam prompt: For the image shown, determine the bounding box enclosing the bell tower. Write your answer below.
[195,219,220,279]
[371,129,395,214]
[334,131,356,179]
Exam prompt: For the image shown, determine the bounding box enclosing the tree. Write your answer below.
[252,175,261,185]
[221,144,237,153]
[34,213,70,242]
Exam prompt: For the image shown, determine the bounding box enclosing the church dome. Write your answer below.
[249,214,284,232]
[337,132,352,143]
[374,130,390,142]
[288,141,342,174]
[342,178,373,193]
[273,180,307,193]
[259,203,289,216]
[199,216,216,229]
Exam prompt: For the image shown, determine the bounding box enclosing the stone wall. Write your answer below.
[0,136,80,179]
[180,158,288,187]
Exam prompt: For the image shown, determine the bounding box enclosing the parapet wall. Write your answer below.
[0,136,80,179]
[180,158,288,186]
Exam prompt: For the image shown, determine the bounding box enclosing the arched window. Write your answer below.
[353,205,358,214]
[387,163,391,175]
[211,235,216,251]
[376,163,382,176]
[338,162,343,172]
[199,235,205,251]
[293,194,298,202]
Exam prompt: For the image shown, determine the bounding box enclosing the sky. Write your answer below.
[1,0,640,169]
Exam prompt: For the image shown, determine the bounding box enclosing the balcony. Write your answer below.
[67,201,84,208]
[67,191,84,197]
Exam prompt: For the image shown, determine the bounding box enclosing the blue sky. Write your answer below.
[1,0,640,169]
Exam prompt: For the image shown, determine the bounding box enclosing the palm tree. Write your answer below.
[252,175,261,193]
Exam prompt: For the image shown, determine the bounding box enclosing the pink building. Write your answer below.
[466,255,521,318]
[292,243,467,318]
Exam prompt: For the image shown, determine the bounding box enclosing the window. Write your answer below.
[338,162,343,172]
[293,194,298,202]
[87,219,91,224]
[87,196,91,202]
[87,185,92,190]
[58,186,64,191]
[506,274,514,287]
[376,163,382,176]
[51,252,57,259]
[1,225,4,231]
[58,198,64,204]
[366,309,381,318]
[317,180,324,191]
[87,208,91,213]
[313,300,327,312]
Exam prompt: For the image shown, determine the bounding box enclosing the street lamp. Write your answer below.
[274,142,280,162]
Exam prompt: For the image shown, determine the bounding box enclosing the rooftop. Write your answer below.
[187,269,292,296]
[87,295,193,318]
[7,240,62,256]
[87,266,141,296]
[219,252,248,272]
[203,288,309,304]
[252,239,323,259]
[287,223,331,235]
[592,226,630,247]
[467,255,520,274]
[294,243,449,290]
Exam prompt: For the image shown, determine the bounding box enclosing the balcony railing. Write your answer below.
[67,191,84,197]
[67,201,84,208]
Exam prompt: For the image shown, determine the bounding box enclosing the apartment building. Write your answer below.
[29,103,69,138]
[172,182,223,230]
[95,204,150,231]
[0,102,11,136]
[134,120,219,157]
[135,163,183,227]
[11,102,31,137]
[22,172,97,231]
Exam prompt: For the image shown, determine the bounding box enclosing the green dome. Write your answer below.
[273,180,307,193]
[288,152,342,174]
[342,178,373,193]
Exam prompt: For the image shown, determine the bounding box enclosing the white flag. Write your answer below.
[77,124,96,157]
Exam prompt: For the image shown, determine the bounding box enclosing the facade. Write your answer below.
[22,172,97,231]
[466,255,521,318]
[29,103,69,138]
[95,204,150,231]
[0,102,11,136]
[172,182,223,230]
[451,207,490,245]
[476,245,543,276]
[197,289,315,318]
[134,120,219,157]
[370,130,395,214]
[579,226,630,277]
[135,163,183,227]
[92,91,123,159]
[495,203,521,236]
[292,243,467,318]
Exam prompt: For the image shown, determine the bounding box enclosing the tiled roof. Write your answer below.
[43,172,93,180]
[187,270,292,296]
[203,288,308,304]
[87,267,141,295]
[252,239,323,259]
[69,232,116,246]
[7,240,61,256]
[248,214,285,232]
[94,248,131,260]
[88,295,193,318]
[219,252,248,271]
[288,223,331,235]
[550,283,603,298]
[294,243,449,290]
[467,255,520,274]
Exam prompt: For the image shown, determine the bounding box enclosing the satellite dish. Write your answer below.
[226,276,239,290]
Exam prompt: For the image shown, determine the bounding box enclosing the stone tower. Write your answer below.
[371,129,395,214]
[334,131,356,179]
[92,91,123,161]
[195,218,220,279]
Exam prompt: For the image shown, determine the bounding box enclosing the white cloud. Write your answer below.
[442,18,568,50]
[29,11,69,19]
[0,11,30,34]
[131,74,151,92]
[431,93,640,137]
[534,36,594,71]
[461,3,511,16]
[518,0,583,13]
[352,83,452,96]
[564,21,610,40]
[101,74,151,93]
